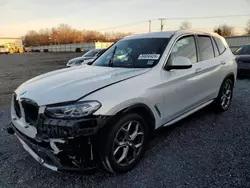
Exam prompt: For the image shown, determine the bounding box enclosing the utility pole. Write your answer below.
[159,18,165,31]
[148,20,151,33]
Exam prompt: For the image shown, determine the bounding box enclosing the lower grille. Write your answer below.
[22,100,39,125]
[13,94,21,118]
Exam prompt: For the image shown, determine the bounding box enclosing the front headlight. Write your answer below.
[45,101,101,118]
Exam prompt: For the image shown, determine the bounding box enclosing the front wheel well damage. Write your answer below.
[101,104,156,139]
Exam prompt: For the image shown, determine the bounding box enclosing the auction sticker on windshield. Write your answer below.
[138,54,160,60]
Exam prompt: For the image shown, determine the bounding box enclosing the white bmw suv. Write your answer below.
[8,30,237,173]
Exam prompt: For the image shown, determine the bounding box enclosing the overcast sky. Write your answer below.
[0,0,249,37]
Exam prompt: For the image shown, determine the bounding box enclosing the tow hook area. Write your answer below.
[7,114,112,172]
[8,123,100,172]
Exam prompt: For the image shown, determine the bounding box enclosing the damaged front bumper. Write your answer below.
[7,114,110,172]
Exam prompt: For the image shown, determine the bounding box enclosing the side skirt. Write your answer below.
[162,99,214,127]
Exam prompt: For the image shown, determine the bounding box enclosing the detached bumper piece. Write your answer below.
[8,115,110,172]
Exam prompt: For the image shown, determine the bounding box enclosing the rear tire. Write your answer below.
[213,78,234,112]
[100,113,148,173]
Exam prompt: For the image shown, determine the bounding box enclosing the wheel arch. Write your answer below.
[223,72,235,85]
[216,72,235,97]
[102,103,156,138]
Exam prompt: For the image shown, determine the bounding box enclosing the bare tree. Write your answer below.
[180,21,192,30]
[245,19,250,35]
[23,24,131,46]
[214,24,234,36]
[23,30,39,46]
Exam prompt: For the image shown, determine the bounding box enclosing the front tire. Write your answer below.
[213,78,234,112]
[101,113,148,173]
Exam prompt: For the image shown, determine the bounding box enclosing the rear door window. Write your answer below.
[197,36,215,61]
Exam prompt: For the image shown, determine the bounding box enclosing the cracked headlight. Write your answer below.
[46,101,101,118]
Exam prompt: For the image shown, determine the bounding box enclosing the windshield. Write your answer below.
[234,45,250,55]
[83,49,101,57]
[92,38,170,68]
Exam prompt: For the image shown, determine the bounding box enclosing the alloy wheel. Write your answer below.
[112,120,145,166]
[220,80,233,109]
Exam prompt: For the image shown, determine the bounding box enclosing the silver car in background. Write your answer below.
[66,48,106,67]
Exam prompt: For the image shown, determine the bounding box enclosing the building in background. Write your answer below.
[26,41,113,52]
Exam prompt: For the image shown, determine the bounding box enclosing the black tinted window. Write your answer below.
[198,36,214,61]
[214,37,226,54]
[168,36,197,64]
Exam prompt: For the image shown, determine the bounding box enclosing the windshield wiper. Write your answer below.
[108,46,117,67]
[123,48,135,68]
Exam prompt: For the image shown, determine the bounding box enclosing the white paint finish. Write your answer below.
[12,118,37,138]
[12,30,237,136]
[15,65,150,105]
[163,100,214,127]
[87,32,237,129]
[84,70,165,127]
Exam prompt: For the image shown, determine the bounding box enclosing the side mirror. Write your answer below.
[165,56,192,71]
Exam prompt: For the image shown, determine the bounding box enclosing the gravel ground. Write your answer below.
[0,53,250,188]
[0,53,79,107]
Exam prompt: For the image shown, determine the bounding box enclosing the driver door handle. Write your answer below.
[221,60,226,65]
[195,68,202,73]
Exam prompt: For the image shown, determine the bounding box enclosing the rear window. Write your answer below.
[211,38,220,56]
[214,37,226,54]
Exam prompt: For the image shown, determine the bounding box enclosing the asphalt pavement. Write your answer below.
[0,54,250,188]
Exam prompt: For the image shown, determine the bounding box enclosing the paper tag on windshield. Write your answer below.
[138,54,160,60]
[147,60,154,65]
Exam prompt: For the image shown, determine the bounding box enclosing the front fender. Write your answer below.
[95,98,155,116]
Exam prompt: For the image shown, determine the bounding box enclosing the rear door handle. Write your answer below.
[195,68,202,73]
[221,60,226,65]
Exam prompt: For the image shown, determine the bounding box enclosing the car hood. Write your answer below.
[15,65,150,106]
